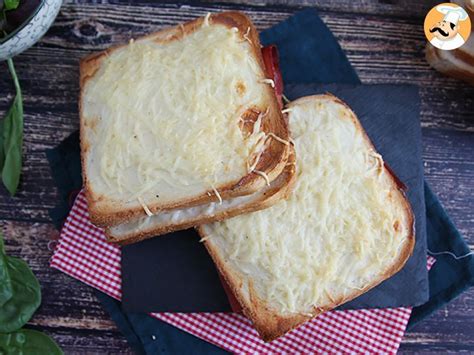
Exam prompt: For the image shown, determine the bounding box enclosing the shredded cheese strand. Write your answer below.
[138,197,154,216]
[267,132,290,146]
[259,78,275,88]
[212,186,223,204]
[242,27,252,44]
[204,12,211,27]
[253,170,270,186]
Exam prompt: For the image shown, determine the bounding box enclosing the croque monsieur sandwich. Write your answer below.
[79,12,290,241]
[198,95,415,341]
[80,9,416,342]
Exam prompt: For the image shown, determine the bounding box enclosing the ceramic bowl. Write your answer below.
[0,0,62,60]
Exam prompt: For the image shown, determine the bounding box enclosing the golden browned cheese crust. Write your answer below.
[79,11,289,227]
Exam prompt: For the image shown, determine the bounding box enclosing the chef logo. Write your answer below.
[424,3,471,50]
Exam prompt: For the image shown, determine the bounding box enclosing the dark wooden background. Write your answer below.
[0,0,473,353]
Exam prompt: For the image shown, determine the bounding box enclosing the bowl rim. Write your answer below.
[0,0,45,45]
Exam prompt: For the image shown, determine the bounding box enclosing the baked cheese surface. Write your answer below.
[82,22,270,206]
[204,96,412,315]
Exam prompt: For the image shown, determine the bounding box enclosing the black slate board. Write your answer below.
[122,230,230,312]
[121,84,429,313]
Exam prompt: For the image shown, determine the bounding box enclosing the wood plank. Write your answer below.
[192,0,439,17]
[422,128,474,239]
[27,327,132,354]
[118,0,441,17]
[0,2,472,352]
[401,292,474,352]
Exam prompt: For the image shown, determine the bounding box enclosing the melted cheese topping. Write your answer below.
[203,97,411,315]
[82,22,271,207]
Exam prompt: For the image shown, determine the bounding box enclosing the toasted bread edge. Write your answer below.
[105,148,296,245]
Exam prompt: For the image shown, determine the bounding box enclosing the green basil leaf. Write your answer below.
[0,255,40,332]
[3,0,20,11]
[0,233,13,307]
[0,118,5,173]
[2,58,23,196]
[0,329,63,354]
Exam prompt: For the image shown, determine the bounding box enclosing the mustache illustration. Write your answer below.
[430,27,449,37]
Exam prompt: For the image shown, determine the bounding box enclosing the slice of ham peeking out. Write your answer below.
[214,45,285,314]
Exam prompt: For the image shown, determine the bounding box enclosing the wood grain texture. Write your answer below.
[0,0,472,353]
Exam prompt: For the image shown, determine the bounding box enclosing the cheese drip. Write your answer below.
[82,23,271,205]
[204,97,410,315]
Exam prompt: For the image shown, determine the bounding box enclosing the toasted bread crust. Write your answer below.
[199,94,415,342]
[79,11,289,227]
[425,43,474,85]
[105,148,296,245]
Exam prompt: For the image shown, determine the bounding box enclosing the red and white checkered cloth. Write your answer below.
[51,190,435,353]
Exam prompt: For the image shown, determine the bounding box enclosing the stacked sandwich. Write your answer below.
[80,12,415,341]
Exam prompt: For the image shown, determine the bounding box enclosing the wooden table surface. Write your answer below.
[0,0,473,353]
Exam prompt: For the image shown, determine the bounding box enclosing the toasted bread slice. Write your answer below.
[199,95,415,342]
[426,34,474,85]
[80,11,289,227]
[105,148,296,245]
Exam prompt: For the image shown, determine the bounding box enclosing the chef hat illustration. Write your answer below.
[436,4,469,25]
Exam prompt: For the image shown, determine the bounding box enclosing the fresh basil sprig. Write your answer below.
[0,0,24,196]
[0,232,61,354]
[1,0,20,37]
[0,329,63,354]
[3,0,20,11]
[0,58,23,196]
[0,250,41,333]
[0,235,13,306]
[0,231,40,333]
